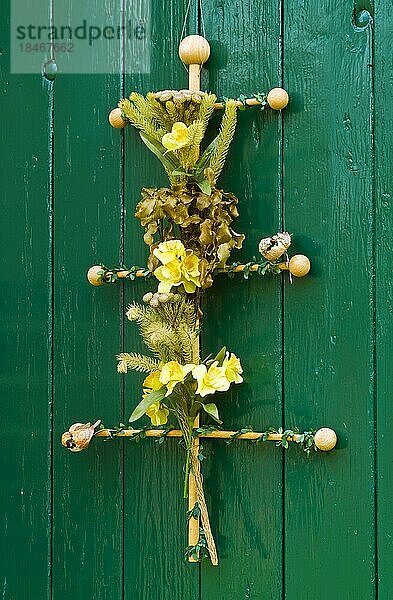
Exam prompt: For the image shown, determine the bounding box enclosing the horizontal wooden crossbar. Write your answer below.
[95,427,337,451]
[87,261,291,286]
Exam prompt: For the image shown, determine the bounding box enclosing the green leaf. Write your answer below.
[139,132,180,172]
[171,169,193,177]
[195,135,219,171]
[128,388,166,423]
[213,346,227,365]
[196,179,212,195]
[201,403,222,424]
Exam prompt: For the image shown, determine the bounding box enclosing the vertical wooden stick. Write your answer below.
[179,34,211,562]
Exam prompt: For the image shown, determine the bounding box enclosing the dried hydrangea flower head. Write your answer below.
[61,420,101,452]
[258,232,291,261]
[153,89,206,106]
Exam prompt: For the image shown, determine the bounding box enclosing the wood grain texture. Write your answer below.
[2,0,391,597]
[51,0,124,596]
[0,4,53,598]
[374,1,393,596]
[283,1,376,597]
[122,2,199,598]
[199,0,284,596]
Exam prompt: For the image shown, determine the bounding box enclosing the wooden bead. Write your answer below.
[267,88,289,110]
[314,428,337,451]
[87,265,105,286]
[108,108,127,128]
[179,35,210,65]
[288,255,311,277]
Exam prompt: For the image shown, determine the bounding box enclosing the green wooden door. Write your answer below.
[1,0,392,598]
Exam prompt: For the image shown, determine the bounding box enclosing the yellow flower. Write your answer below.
[192,362,230,398]
[222,353,243,384]
[143,370,163,391]
[180,251,202,293]
[162,122,189,151]
[159,361,195,396]
[153,240,202,294]
[154,261,182,293]
[153,240,185,265]
[146,401,169,426]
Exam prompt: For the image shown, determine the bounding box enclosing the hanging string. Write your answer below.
[179,0,207,77]
[179,0,193,74]
[199,0,206,38]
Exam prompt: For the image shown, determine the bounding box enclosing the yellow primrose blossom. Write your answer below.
[222,353,243,384]
[146,401,169,426]
[153,240,202,294]
[143,370,164,391]
[159,361,195,396]
[180,251,202,293]
[192,362,230,398]
[153,240,185,265]
[154,261,182,293]
[162,122,189,152]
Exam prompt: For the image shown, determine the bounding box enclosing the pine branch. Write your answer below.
[146,93,174,131]
[198,94,217,132]
[119,95,165,141]
[209,99,238,182]
[117,352,159,373]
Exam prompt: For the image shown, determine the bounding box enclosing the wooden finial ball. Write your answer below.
[314,428,337,451]
[288,255,311,277]
[267,88,289,110]
[179,35,210,65]
[109,108,127,129]
[87,265,104,286]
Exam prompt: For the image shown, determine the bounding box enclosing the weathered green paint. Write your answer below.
[283,1,376,597]
[2,0,393,599]
[52,0,124,595]
[375,2,393,596]
[1,4,52,598]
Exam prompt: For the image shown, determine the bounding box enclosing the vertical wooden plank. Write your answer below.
[0,2,53,598]
[374,1,393,595]
[122,2,199,598]
[199,0,284,597]
[52,1,124,597]
[283,1,375,596]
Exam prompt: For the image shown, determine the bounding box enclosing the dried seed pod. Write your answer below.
[259,232,292,261]
[173,92,186,104]
[149,296,160,307]
[142,292,154,304]
[267,88,289,110]
[108,108,127,128]
[160,90,173,102]
[61,420,101,452]
[191,93,202,104]
[158,293,169,303]
[314,428,337,451]
[87,265,105,286]
[288,254,311,277]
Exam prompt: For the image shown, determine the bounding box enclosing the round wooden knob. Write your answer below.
[314,428,337,451]
[267,88,289,110]
[87,265,105,286]
[109,108,127,129]
[288,255,311,277]
[179,35,210,65]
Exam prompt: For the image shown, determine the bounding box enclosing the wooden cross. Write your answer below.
[63,35,337,566]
